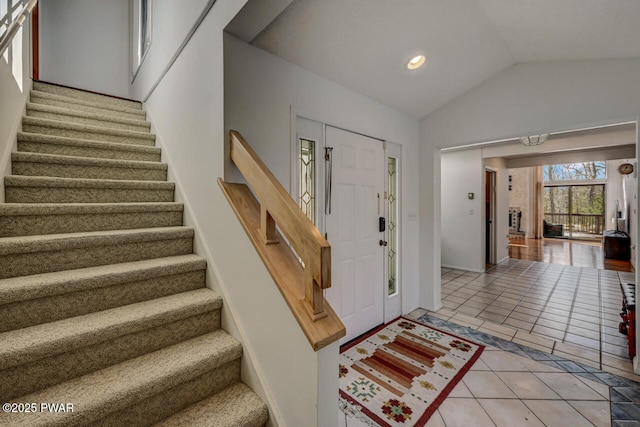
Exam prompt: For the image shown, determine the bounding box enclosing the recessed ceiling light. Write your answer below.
[407,55,426,70]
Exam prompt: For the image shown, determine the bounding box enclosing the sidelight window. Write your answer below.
[298,138,316,224]
[387,157,398,295]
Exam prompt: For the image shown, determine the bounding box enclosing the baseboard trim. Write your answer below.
[441,264,485,273]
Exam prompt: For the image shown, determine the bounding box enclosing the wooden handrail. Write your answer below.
[228,130,331,320]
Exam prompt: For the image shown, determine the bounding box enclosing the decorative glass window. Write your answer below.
[298,138,316,223]
[387,157,398,296]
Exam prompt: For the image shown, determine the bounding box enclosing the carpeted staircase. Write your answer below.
[0,82,269,426]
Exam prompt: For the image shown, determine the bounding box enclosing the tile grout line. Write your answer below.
[598,269,604,371]
[562,267,583,344]
[523,264,568,335]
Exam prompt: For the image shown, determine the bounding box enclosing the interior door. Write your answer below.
[325,126,385,342]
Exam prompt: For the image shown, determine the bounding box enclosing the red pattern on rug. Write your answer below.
[339,317,484,426]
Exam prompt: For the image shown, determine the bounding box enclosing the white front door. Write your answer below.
[325,126,385,342]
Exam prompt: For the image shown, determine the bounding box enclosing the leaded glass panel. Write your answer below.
[299,138,316,223]
[387,157,397,296]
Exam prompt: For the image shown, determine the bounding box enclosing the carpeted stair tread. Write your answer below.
[30,90,146,120]
[11,152,164,168]
[5,175,175,203]
[0,202,184,237]
[22,116,156,146]
[0,288,221,371]
[11,152,167,181]
[0,202,181,217]
[5,175,172,189]
[0,254,204,305]
[0,255,207,332]
[26,102,151,133]
[17,132,162,162]
[33,81,142,110]
[155,383,269,427]
[0,227,194,279]
[0,331,242,427]
[0,226,192,256]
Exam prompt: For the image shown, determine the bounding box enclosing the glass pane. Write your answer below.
[387,157,397,296]
[298,138,315,224]
[570,185,605,238]
[544,162,606,182]
[544,186,570,238]
[544,184,605,239]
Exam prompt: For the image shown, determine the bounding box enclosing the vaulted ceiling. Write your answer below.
[227,0,640,119]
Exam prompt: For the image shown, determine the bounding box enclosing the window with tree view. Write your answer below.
[543,162,606,239]
[544,161,606,181]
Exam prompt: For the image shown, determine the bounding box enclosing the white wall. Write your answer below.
[0,11,32,202]
[439,150,509,272]
[224,33,422,316]
[39,0,129,98]
[441,149,484,271]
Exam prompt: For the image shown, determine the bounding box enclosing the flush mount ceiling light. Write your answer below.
[406,55,426,70]
[519,133,550,146]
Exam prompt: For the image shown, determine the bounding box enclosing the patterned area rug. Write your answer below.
[339,317,484,426]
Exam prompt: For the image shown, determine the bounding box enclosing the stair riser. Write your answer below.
[5,186,174,204]
[94,361,240,427]
[0,210,183,237]
[27,109,151,133]
[0,270,205,331]
[0,237,193,279]
[33,82,142,110]
[30,96,146,120]
[12,161,167,181]
[0,311,220,401]
[22,124,155,147]
[18,140,161,162]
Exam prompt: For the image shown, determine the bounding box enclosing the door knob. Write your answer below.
[379,240,388,246]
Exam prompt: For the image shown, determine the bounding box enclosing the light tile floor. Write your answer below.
[339,259,640,426]
[438,259,636,377]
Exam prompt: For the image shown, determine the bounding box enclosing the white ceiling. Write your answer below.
[228,0,640,119]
